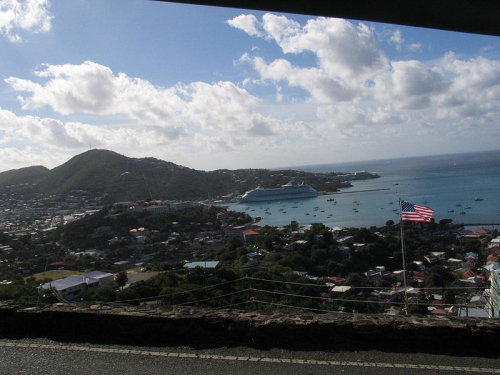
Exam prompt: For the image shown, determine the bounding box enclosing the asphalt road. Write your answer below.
[1,338,499,375]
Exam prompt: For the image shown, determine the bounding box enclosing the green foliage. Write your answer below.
[424,265,455,288]
[0,166,48,188]
[84,284,117,302]
[116,288,140,305]
[115,271,128,289]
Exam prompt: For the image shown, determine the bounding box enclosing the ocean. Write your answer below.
[225,150,500,229]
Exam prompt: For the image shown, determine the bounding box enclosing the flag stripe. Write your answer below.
[401,200,433,222]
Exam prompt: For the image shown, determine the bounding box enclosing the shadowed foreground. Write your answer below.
[1,303,499,357]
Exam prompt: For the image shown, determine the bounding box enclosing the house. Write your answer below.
[130,227,150,238]
[291,240,309,250]
[331,285,352,294]
[320,276,347,284]
[246,252,262,260]
[472,228,491,237]
[490,247,500,256]
[489,237,500,249]
[243,229,259,245]
[184,261,220,270]
[224,225,245,238]
[446,258,463,270]
[429,252,446,261]
[377,289,399,301]
[392,270,406,282]
[365,269,384,283]
[39,271,116,302]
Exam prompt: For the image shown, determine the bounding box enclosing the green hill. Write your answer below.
[0,150,235,202]
[0,149,362,203]
[0,165,49,187]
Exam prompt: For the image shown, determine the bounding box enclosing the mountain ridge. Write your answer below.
[0,149,362,203]
[0,149,236,202]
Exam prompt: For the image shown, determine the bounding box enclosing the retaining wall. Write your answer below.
[1,303,499,356]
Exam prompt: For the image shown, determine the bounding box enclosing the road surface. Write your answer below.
[1,338,499,374]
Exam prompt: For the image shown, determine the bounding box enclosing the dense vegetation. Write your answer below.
[0,197,487,315]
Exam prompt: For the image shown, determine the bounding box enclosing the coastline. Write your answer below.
[226,151,500,229]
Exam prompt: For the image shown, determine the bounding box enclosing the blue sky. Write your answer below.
[1,0,500,172]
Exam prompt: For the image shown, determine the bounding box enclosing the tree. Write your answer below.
[346,272,364,287]
[441,218,453,225]
[115,271,128,290]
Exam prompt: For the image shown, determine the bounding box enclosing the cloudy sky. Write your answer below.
[1,0,500,172]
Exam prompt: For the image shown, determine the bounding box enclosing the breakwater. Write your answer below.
[329,188,390,194]
[1,303,499,356]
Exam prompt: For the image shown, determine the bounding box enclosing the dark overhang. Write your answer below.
[154,0,500,37]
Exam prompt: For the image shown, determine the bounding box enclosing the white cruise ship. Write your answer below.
[238,182,317,202]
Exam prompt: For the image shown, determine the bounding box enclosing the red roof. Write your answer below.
[472,228,491,236]
[243,229,259,236]
[490,247,500,255]
[321,276,347,284]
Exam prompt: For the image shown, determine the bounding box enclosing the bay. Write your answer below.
[225,150,500,229]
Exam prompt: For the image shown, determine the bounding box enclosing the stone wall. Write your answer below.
[1,303,499,356]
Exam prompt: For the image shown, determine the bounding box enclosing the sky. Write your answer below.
[1,0,500,173]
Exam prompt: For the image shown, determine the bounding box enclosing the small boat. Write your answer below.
[448,209,454,213]
[474,197,484,201]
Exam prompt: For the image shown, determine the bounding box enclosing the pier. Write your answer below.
[462,223,500,227]
[330,188,390,194]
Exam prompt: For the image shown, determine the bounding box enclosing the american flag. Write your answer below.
[400,200,434,222]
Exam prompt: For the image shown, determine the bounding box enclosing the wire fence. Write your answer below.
[4,272,494,317]
[38,275,494,317]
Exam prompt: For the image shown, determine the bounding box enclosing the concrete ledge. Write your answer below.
[1,303,499,356]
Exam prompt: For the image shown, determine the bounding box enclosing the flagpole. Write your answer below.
[399,198,410,316]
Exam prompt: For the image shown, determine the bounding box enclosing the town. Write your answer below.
[0,182,499,319]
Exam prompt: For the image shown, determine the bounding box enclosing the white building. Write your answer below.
[40,271,116,302]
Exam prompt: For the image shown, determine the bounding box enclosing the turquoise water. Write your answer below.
[226,150,500,229]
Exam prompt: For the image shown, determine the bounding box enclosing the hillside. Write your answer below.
[0,165,49,187]
[32,150,235,202]
[0,149,366,203]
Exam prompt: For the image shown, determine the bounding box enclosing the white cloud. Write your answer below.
[388,30,403,51]
[408,43,422,52]
[374,60,450,109]
[3,61,291,167]
[0,147,70,170]
[226,14,262,37]
[0,0,52,42]
[229,14,390,104]
[3,12,500,172]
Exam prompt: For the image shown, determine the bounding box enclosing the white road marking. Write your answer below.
[1,342,498,373]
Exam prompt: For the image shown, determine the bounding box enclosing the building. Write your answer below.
[243,229,259,245]
[184,261,220,270]
[40,271,116,302]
